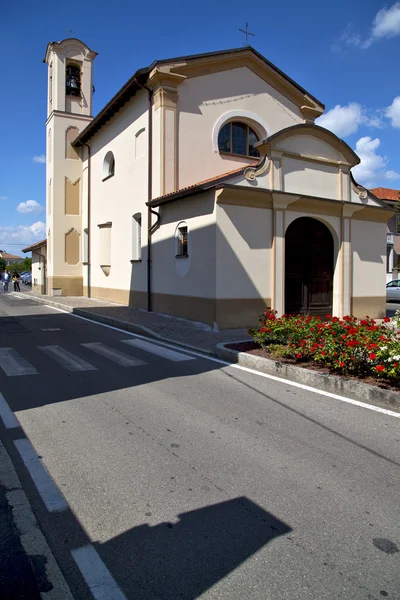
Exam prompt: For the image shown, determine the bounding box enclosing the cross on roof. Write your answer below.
[239,22,255,46]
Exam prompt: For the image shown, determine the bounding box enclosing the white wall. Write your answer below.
[151,191,216,298]
[88,91,151,294]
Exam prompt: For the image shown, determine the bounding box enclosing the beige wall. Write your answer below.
[46,112,88,285]
[216,200,273,302]
[352,220,386,318]
[282,160,339,200]
[177,67,304,189]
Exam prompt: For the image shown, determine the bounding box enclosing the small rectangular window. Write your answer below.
[132,213,141,261]
[396,212,400,234]
[177,225,188,256]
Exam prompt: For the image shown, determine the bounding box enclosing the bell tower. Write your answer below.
[44,38,97,296]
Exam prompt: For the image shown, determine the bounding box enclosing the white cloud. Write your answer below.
[0,221,46,246]
[316,103,382,138]
[352,136,400,188]
[0,196,7,200]
[332,23,361,51]
[16,200,44,214]
[32,154,46,164]
[363,2,400,48]
[334,3,400,50]
[385,96,400,128]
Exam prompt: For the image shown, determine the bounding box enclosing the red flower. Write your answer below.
[296,353,302,359]
[383,317,391,323]
[375,365,385,372]
[369,353,377,360]
[339,362,345,367]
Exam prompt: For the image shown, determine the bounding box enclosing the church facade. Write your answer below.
[39,38,391,328]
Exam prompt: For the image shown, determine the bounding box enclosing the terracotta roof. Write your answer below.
[370,187,400,201]
[0,252,23,259]
[73,46,324,147]
[148,164,255,206]
[22,239,47,253]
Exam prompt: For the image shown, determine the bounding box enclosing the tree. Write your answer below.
[0,257,6,272]
[21,257,32,271]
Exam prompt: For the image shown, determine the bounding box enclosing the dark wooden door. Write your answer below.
[285,217,334,317]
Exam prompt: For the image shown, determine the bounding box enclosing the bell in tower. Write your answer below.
[66,64,81,97]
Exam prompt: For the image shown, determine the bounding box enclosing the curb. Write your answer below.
[216,342,400,410]
[0,441,74,599]
[16,293,216,356]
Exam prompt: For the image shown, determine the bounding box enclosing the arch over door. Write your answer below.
[285,217,334,316]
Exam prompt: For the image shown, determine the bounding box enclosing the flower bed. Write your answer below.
[248,309,400,389]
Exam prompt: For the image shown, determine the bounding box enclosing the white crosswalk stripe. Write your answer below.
[122,338,195,362]
[81,342,147,367]
[0,348,38,376]
[39,345,97,372]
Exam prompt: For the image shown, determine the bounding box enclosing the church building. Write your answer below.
[32,37,392,328]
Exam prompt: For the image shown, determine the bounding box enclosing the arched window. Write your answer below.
[102,151,115,180]
[218,122,260,157]
[66,64,81,97]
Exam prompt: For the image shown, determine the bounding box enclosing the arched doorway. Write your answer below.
[285,217,334,316]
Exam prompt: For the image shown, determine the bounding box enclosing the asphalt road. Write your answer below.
[386,301,400,318]
[0,292,399,600]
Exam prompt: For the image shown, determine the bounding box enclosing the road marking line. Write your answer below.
[81,342,147,367]
[122,338,195,362]
[0,392,20,429]
[40,328,61,332]
[71,545,127,600]
[38,345,97,372]
[44,305,400,419]
[0,348,38,376]
[14,438,68,512]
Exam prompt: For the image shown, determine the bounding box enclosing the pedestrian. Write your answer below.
[2,269,10,292]
[13,271,21,292]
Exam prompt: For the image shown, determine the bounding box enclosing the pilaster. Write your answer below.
[149,69,185,195]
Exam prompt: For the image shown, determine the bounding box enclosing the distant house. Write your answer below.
[22,239,47,294]
[370,187,400,283]
[0,251,24,266]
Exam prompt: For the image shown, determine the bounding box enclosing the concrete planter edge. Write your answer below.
[215,341,400,410]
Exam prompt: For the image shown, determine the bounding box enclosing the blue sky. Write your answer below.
[1,0,399,252]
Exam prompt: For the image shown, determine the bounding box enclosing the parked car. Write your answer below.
[386,279,400,302]
[23,273,32,285]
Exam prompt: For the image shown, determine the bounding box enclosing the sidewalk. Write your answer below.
[0,441,73,599]
[17,291,251,354]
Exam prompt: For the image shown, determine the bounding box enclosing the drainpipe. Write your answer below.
[134,78,154,312]
[82,142,91,298]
